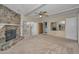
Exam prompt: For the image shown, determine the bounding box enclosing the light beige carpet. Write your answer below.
[0,34,79,54]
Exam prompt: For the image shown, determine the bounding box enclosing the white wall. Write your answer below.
[21,15,32,36]
[77,14,79,43]
[31,22,38,35]
[65,17,77,40]
[20,15,25,36]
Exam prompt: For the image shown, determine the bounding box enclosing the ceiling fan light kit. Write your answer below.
[40,15,42,17]
[37,11,48,17]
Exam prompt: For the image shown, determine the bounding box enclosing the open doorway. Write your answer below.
[38,23,43,34]
[43,22,48,33]
[38,22,48,34]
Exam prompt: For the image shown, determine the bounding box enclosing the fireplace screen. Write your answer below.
[5,29,16,42]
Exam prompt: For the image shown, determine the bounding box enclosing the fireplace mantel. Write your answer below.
[0,23,19,29]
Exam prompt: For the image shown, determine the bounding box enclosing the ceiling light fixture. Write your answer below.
[40,15,42,17]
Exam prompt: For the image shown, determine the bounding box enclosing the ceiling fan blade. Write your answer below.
[43,11,47,13]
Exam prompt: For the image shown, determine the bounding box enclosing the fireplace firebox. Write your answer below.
[5,29,16,42]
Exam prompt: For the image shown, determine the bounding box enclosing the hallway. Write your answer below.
[0,34,79,54]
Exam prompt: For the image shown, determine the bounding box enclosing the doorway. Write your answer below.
[38,23,43,34]
[43,22,48,33]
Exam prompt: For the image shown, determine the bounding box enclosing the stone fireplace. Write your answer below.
[0,5,21,51]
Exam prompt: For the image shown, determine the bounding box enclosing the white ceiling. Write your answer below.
[4,4,42,15]
[4,4,79,16]
[31,4,79,16]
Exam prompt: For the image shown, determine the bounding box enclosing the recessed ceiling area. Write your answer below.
[4,4,79,16]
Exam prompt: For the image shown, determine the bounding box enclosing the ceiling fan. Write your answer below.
[34,11,48,17]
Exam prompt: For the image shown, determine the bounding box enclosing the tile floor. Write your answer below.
[0,34,79,54]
